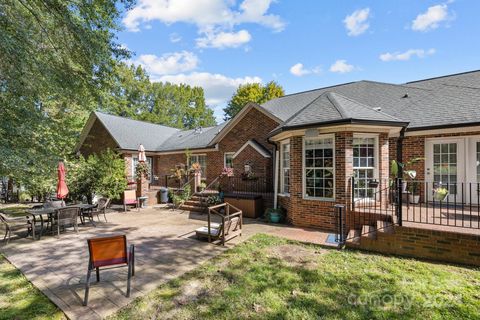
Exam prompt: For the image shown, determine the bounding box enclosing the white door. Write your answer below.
[425,139,465,203]
[466,138,480,204]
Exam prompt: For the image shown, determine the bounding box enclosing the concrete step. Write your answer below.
[376,220,394,234]
[361,225,377,240]
[345,229,361,246]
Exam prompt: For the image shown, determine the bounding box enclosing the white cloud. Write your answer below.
[156,72,262,106]
[134,51,199,76]
[169,33,182,43]
[123,0,285,49]
[380,48,436,62]
[329,60,355,73]
[412,4,451,32]
[196,29,252,49]
[343,8,370,36]
[289,63,321,77]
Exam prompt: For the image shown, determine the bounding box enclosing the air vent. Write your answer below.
[373,107,382,112]
[402,93,409,98]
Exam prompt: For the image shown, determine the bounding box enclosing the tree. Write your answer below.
[0,0,133,189]
[223,81,285,120]
[99,62,216,129]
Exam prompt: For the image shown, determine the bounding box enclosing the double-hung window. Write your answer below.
[280,141,290,194]
[189,154,207,177]
[353,135,377,199]
[304,136,335,200]
[224,153,234,168]
[132,156,153,182]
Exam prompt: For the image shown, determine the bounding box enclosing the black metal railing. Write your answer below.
[348,177,480,232]
[400,180,480,229]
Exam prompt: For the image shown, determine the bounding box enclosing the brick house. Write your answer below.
[76,70,480,232]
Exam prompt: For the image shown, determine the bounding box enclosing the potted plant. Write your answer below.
[265,208,284,223]
[390,158,424,192]
[199,182,207,192]
[433,187,449,201]
[408,181,420,204]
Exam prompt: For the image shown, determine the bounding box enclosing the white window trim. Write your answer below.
[224,152,235,168]
[302,134,336,201]
[279,140,290,196]
[132,156,153,182]
[352,133,379,201]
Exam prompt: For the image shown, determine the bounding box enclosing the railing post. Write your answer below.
[335,204,346,245]
[396,177,403,226]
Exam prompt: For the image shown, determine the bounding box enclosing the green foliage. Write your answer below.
[68,149,126,202]
[99,62,216,129]
[0,0,132,191]
[206,195,222,206]
[135,162,150,180]
[223,81,285,120]
[169,185,191,208]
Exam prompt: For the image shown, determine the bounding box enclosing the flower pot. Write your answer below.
[433,188,449,201]
[409,195,420,204]
[402,181,408,193]
[368,180,379,188]
[269,212,281,223]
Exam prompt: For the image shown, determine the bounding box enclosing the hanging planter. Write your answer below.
[433,187,449,201]
[368,180,379,188]
[135,162,150,180]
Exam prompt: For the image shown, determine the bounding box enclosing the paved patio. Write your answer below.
[0,206,333,319]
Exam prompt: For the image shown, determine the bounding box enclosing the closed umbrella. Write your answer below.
[138,144,146,162]
[56,161,69,201]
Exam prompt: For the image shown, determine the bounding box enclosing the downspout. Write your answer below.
[396,127,407,226]
[268,138,279,209]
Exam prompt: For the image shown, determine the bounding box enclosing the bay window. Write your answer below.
[304,136,335,200]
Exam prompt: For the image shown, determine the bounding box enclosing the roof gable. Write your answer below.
[232,139,271,159]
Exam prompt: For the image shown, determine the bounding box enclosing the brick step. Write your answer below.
[183,200,208,207]
[361,225,377,240]
[345,229,361,246]
[179,204,206,213]
[376,220,394,234]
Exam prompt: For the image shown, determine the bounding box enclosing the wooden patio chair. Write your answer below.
[83,235,135,306]
[123,190,139,212]
[0,212,33,244]
[195,202,242,245]
[51,207,79,237]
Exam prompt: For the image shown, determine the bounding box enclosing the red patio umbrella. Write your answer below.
[56,161,69,200]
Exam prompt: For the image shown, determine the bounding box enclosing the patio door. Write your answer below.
[425,139,465,203]
[466,138,480,204]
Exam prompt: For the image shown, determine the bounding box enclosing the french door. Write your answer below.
[467,138,480,204]
[425,138,465,203]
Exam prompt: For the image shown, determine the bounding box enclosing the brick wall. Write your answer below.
[79,119,118,157]
[356,225,480,267]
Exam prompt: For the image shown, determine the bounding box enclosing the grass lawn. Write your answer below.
[0,254,65,320]
[0,205,31,218]
[112,234,480,320]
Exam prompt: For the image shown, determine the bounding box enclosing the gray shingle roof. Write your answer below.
[282,92,404,128]
[95,112,228,152]
[262,70,480,130]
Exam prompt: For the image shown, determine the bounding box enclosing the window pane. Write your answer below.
[304,137,334,199]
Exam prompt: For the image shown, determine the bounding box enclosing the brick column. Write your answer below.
[136,176,149,198]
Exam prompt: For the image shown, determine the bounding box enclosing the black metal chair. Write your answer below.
[51,207,79,237]
[83,235,135,306]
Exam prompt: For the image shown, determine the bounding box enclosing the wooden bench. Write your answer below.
[195,202,242,246]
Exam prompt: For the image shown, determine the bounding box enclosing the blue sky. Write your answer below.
[118,0,480,121]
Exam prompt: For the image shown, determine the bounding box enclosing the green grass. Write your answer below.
[0,205,31,218]
[0,254,65,320]
[111,234,480,320]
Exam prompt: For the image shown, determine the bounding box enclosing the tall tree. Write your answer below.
[99,62,216,129]
[0,0,132,189]
[223,81,285,120]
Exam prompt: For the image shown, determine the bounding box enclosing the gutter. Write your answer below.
[268,118,410,138]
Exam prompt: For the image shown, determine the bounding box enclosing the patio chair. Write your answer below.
[83,235,135,306]
[0,212,33,244]
[92,198,111,222]
[195,202,242,246]
[123,190,139,212]
[51,207,79,237]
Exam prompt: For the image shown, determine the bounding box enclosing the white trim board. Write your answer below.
[232,140,271,159]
